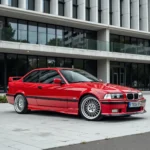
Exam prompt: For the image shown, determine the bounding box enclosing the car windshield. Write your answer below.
[60,69,99,83]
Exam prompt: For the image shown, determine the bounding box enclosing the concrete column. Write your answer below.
[90,0,98,23]
[101,0,109,24]
[112,0,120,26]
[97,29,110,51]
[51,0,58,15]
[122,0,130,28]
[18,0,26,9]
[130,0,139,30]
[139,0,148,31]
[64,0,72,18]
[1,0,8,5]
[97,59,110,83]
[78,0,85,20]
[35,0,43,12]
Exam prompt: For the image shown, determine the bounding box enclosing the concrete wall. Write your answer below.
[78,0,85,20]
[101,0,109,24]
[90,0,98,23]
[97,60,110,83]
[65,0,72,18]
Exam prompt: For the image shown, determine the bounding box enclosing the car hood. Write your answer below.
[75,82,140,93]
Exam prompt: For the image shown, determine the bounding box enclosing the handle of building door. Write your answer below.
[38,86,42,89]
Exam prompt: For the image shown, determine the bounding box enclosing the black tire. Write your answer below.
[14,94,29,114]
[80,95,103,121]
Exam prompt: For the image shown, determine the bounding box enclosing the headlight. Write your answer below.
[104,93,123,99]
[138,92,143,99]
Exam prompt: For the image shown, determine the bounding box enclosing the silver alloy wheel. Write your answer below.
[81,96,101,120]
[14,95,25,113]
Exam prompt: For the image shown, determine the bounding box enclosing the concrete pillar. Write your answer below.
[139,0,148,31]
[90,0,98,23]
[101,0,109,24]
[35,0,43,12]
[97,29,110,51]
[112,0,120,26]
[130,0,139,30]
[78,0,85,20]
[18,0,26,9]
[1,0,8,5]
[97,59,110,83]
[64,0,72,18]
[122,0,130,28]
[51,0,58,15]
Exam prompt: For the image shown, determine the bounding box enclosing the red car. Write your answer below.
[6,68,146,121]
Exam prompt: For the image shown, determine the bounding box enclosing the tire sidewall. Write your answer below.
[14,94,28,114]
[80,95,102,121]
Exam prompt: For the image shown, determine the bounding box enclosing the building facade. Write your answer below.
[0,0,150,92]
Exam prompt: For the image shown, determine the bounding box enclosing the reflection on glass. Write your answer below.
[56,58,65,67]
[72,29,84,49]
[38,57,47,68]
[38,23,46,45]
[18,20,27,43]
[64,27,72,47]
[28,22,37,44]
[18,55,28,76]
[28,56,37,71]
[6,18,17,41]
[47,58,55,67]
[56,26,64,46]
[47,25,56,46]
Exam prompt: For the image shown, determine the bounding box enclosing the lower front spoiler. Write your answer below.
[102,110,146,117]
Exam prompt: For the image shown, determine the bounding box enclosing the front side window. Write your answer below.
[24,70,40,83]
[39,70,62,84]
[61,69,99,83]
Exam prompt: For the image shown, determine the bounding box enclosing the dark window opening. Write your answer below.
[98,0,102,23]
[43,0,50,13]
[58,0,65,16]
[86,0,90,21]
[73,0,78,19]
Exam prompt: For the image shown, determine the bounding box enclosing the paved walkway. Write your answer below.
[0,95,149,150]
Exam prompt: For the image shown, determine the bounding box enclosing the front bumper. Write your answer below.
[101,100,146,117]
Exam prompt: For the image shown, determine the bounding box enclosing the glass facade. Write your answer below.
[0,53,97,93]
[110,61,150,91]
[73,0,78,19]
[58,0,65,16]
[110,34,150,54]
[0,16,97,49]
[86,0,90,21]
[43,0,50,14]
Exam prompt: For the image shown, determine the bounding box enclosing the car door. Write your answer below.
[22,70,40,106]
[36,69,68,108]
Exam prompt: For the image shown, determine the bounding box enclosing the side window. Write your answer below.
[39,70,62,84]
[23,70,40,83]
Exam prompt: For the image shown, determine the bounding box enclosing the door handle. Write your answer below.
[38,86,42,89]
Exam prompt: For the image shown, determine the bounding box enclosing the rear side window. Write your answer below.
[23,70,40,83]
[39,70,62,84]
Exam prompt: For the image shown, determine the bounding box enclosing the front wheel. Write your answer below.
[80,95,102,121]
[14,94,29,114]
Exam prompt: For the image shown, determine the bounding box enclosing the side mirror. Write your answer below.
[8,77,13,82]
[53,78,62,84]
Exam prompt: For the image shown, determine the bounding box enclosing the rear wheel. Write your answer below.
[80,95,102,121]
[14,94,29,114]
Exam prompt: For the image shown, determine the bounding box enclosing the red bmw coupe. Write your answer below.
[7,68,146,121]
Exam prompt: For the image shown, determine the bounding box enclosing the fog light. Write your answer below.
[112,109,119,113]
